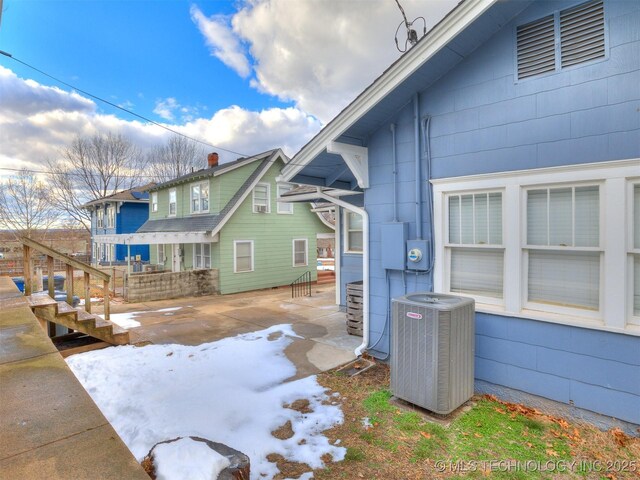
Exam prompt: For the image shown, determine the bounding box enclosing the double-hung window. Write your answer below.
[96,209,104,228]
[524,185,601,313]
[293,239,308,267]
[194,243,211,269]
[169,188,177,216]
[151,192,158,213]
[234,240,254,273]
[253,183,270,213]
[345,212,363,253]
[630,184,640,324]
[446,192,504,301]
[433,160,638,333]
[191,181,209,213]
[277,184,293,214]
[106,205,115,228]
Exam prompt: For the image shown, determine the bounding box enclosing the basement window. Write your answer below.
[516,0,605,80]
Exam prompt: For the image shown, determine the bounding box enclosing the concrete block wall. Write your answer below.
[126,269,219,303]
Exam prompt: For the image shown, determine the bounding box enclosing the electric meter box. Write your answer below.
[406,239,430,271]
[380,222,408,270]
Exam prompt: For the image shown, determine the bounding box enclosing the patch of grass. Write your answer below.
[395,412,424,432]
[359,431,374,443]
[362,389,394,416]
[448,398,571,479]
[344,447,365,461]
[312,365,640,480]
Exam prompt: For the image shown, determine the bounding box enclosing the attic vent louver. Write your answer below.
[516,15,556,80]
[560,0,605,68]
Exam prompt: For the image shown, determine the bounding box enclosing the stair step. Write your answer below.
[25,294,58,309]
[75,309,97,323]
[56,302,78,317]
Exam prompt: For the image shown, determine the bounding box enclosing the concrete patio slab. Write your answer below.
[102,286,359,375]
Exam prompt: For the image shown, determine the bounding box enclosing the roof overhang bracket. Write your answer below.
[327,141,369,189]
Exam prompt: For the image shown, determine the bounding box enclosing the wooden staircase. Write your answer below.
[26,293,129,345]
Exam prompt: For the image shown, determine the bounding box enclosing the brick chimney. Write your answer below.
[207,152,219,168]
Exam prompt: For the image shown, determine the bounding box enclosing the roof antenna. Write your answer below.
[394,0,426,53]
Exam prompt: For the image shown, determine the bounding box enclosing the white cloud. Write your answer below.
[0,67,320,175]
[191,0,458,122]
[179,105,321,163]
[190,5,251,78]
[0,65,95,119]
[153,97,180,121]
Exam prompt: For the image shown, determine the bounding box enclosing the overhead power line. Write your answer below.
[0,49,248,157]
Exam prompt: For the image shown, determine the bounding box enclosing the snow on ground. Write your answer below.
[153,438,230,480]
[103,307,183,329]
[66,324,345,480]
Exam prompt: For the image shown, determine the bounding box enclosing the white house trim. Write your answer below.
[432,158,640,336]
[233,240,254,273]
[326,142,369,189]
[94,232,218,245]
[292,238,308,267]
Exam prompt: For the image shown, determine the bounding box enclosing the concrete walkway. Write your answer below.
[104,284,361,379]
[0,277,149,479]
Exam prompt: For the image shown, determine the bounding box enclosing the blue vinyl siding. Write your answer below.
[356,0,640,423]
[90,202,150,262]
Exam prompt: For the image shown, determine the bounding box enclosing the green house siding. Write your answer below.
[142,156,333,295]
[218,163,332,294]
[149,162,262,221]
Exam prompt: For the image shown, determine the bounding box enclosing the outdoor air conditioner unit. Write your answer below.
[255,205,268,213]
[391,292,475,415]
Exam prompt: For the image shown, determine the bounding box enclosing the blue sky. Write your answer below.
[1,0,284,120]
[0,0,457,169]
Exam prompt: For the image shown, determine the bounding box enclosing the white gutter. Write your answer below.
[312,188,369,357]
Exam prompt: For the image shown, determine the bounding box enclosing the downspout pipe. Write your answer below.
[314,187,370,357]
[414,93,423,239]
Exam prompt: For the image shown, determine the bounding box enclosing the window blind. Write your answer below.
[451,248,504,298]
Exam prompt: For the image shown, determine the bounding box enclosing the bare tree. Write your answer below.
[0,169,60,239]
[47,132,147,231]
[147,136,206,182]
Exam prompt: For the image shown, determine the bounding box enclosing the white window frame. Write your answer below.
[344,211,363,254]
[521,183,603,319]
[252,183,271,213]
[169,188,177,217]
[193,243,211,270]
[628,181,640,326]
[292,238,308,267]
[190,181,210,214]
[277,184,294,214]
[106,205,115,228]
[151,192,158,213]
[444,190,505,306]
[96,209,104,229]
[157,244,165,265]
[233,240,254,273]
[432,159,639,336]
